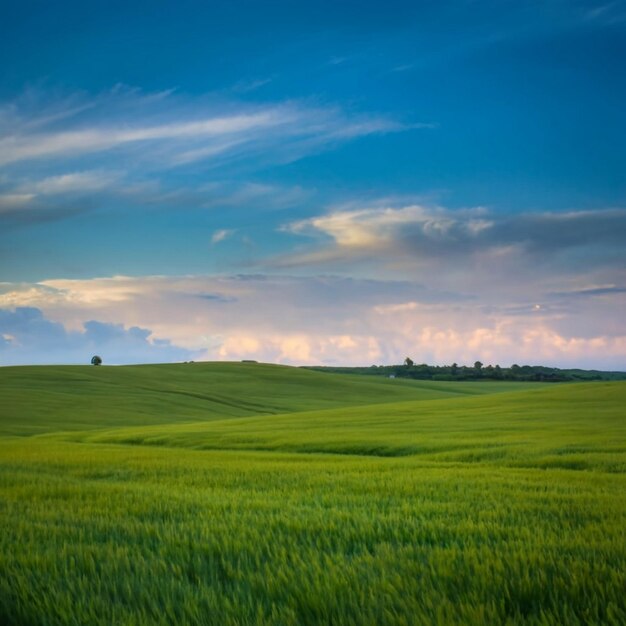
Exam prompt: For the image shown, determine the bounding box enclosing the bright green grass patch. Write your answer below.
[1,439,625,626]
[0,362,536,436]
[70,382,626,472]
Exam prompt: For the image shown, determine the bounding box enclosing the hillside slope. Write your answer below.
[65,381,626,472]
[0,362,541,435]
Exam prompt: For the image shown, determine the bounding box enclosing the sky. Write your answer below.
[1,0,625,368]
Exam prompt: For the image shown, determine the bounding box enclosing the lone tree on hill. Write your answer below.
[91,355,102,366]
[404,357,414,367]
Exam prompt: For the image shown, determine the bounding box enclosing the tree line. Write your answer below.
[305,361,626,382]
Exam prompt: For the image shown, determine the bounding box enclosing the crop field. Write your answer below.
[1,363,625,625]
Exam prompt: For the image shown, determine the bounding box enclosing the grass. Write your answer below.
[0,362,533,436]
[1,363,624,625]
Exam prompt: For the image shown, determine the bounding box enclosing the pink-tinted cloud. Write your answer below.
[1,274,624,369]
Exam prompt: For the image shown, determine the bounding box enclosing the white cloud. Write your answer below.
[273,204,626,299]
[0,89,418,223]
[1,273,625,369]
[22,170,122,194]
[0,111,287,166]
[283,204,493,248]
[211,229,234,244]
[0,88,414,170]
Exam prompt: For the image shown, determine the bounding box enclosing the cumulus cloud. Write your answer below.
[281,204,626,262]
[1,274,624,369]
[0,306,196,365]
[283,204,492,251]
[273,204,626,298]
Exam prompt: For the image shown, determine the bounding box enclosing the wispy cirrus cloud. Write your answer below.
[231,77,274,94]
[0,193,35,212]
[1,172,310,221]
[0,110,289,167]
[16,170,123,195]
[0,87,413,169]
[0,87,417,224]
[548,284,626,298]
[583,1,626,25]
[211,229,235,245]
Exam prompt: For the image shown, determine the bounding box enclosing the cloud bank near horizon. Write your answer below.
[1,273,624,370]
[0,306,195,365]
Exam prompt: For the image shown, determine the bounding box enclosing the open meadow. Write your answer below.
[1,363,625,625]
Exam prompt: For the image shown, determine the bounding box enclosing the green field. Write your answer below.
[1,363,625,625]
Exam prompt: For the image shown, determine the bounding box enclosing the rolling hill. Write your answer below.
[1,363,624,626]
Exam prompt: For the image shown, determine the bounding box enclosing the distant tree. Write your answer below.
[474,361,483,370]
[451,362,458,375]
[91,355,102,366]
[404,357,414,367]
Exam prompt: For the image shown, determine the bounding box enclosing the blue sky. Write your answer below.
[1,0,625,367]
